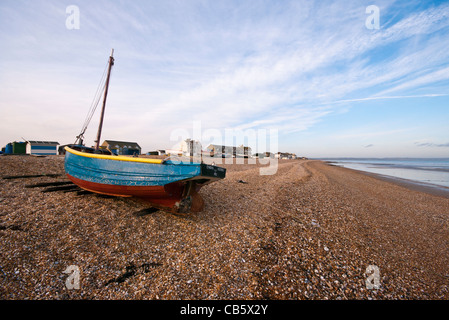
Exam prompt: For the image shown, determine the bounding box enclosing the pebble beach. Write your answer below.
[1,155,448,299]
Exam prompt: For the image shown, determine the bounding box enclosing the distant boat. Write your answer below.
[64,50,226,213]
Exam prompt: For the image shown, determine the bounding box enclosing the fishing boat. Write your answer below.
[64,50,226,213]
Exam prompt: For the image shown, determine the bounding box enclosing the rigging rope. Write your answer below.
[75,58,110,144]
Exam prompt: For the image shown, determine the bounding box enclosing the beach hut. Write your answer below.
[4,143,13,154]
[3,141,27,154]
[13,142,27,154]
[26,141,60,155]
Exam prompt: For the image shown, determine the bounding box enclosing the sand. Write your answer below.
[0,155,448,299]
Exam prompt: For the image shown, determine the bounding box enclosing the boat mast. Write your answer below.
[95,49,115,150]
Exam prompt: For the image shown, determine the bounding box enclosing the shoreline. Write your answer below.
[323,161,449,199]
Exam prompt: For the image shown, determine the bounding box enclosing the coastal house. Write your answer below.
[253,152,275,159]
[181,139,202,157]
[167,139,202,157]
[26,141,60,155]
[275,152,297,159]
[236,145,252,158]
[206,144,252,158]
[206,144,235,157]
[100,140,141,155]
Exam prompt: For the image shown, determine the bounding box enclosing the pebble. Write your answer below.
[0,156,448,299]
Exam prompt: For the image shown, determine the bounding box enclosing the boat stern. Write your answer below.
[200,163,226,181]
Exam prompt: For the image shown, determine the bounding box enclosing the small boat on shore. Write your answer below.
[64,50,226,213]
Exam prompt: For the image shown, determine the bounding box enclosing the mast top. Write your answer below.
[109,48,115,65]
[94,49,115,150]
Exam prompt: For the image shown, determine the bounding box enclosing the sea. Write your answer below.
[320,158,449,189]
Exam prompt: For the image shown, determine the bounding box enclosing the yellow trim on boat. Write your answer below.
[65,146,163,164]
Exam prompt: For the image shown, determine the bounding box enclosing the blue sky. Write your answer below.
[1,0,448,157]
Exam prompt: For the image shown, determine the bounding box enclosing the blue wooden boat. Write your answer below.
[64,50,226,213]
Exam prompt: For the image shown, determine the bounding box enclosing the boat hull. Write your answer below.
[64,146,225,213]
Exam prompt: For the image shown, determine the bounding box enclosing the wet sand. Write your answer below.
[0,155,448,299]
[344,168,449,199]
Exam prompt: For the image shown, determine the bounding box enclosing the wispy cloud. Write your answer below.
[415,141,449,148]
[128,1,449,135]
[327,94,449,105]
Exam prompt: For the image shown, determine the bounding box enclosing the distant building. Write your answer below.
[181,139,202,157]
[26,141,59,155]
[253,152,275,159]
[236,145,252,158]
[275,152,297,159]
[206,144,252,158]
[146,150,166,156]
[167,139,202,157]
[100,140,141,155]
[206,144,235,157]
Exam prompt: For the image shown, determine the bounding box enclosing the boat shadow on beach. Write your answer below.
[12,175,171,217]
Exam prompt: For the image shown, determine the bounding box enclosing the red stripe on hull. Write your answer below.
[67,174,185,209]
